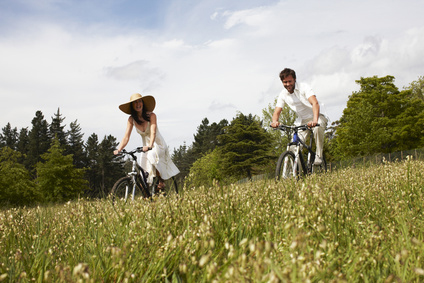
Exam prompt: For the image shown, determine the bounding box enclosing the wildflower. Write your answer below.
[414,268,424,275]
[199,254,210,267]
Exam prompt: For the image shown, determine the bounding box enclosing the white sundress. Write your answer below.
[134,121,180,184]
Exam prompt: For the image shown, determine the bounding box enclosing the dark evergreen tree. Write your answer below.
[50,108,67,147]
[192,118,228,157]
[217,112,274,180]
[27,111,51,171]
[36,138,87,203]
[85,133,101,197]
[0,123,18,150]
[16,127,30,166]
[172,142,195,182]
[97,135,122,196]
[67,120,87,168]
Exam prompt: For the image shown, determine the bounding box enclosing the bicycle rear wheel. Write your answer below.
[312,154,327,174]
[150,176,179,196]
[275,151,299,180]
[111,176,149,203]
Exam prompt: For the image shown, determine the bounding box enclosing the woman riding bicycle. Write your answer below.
[113,93,179,189]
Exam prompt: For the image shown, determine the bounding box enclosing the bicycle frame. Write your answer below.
[117,148,151,201]
[291,128,315,175]
[277,124,322,178]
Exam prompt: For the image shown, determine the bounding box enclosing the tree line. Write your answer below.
[1,75,423,206]
[0,109,125,206]
[172,75,424,187]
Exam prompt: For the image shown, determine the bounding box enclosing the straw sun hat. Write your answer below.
[118,93,156,114]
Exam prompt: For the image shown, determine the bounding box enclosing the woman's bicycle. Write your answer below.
[274,124,327,180]
[110,147,178,203]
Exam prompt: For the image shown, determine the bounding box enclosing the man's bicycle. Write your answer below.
[274,124,327,180]
[110,147,178,203]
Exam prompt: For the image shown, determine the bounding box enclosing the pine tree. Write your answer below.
[67,120,87,168]
[27,111,51,171]
[218,113,274,180]
[16,127,30,166]
[98,135,122,196]
[50,108,67,147]
[36,138,87,203]
[0,123,18,150]
[172,142,194,182]
[85,133,101,197]
[192,118,228,157]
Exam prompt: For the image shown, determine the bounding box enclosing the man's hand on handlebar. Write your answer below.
[307,121,319,128]
[270,121,280,128]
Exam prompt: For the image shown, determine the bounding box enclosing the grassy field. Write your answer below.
[1,158,424,282]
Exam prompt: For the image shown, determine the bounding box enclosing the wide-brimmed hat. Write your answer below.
[118,93,156,114]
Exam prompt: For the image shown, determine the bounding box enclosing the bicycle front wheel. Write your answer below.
[275,151,299,180]
[111,176,149,203]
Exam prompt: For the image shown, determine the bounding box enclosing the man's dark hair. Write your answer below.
[279,68,296,81]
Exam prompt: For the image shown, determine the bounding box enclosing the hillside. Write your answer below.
[1,158,424,282]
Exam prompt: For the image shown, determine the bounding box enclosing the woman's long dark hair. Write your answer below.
[130,101,150,125]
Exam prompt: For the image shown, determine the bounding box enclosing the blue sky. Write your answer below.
[1,0,424,151]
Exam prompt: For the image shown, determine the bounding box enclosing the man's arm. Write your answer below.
[308,95,320,127]
[271,107,283,128]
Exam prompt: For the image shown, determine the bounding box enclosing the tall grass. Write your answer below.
[1,158,424,282]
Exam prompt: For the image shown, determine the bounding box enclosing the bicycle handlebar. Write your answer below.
[117,147,152,157]
[271,124,319,131]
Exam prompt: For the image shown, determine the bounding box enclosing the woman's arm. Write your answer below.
[143,112,157,152]
[113,116,134,155]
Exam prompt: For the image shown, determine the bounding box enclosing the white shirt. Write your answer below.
[276,82,315,125]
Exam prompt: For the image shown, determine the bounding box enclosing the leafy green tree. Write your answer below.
[185,148,225,188]
[0,123,18,150]
[36,138,87,203]
[0,147,38,206]
[406,76,424,101]
[333,75,424,159]
[218,112,274,180]
[172,118,228,183]
[67,120,87,168]
[27,111,51,171]
[391,89,424,150]
[49,108,68,147]
[262,96,297,156]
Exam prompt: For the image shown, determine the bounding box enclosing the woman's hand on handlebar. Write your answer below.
[113,149,121,155]
[142,146,152,152]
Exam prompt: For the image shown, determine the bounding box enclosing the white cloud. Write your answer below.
[1,0,424,151]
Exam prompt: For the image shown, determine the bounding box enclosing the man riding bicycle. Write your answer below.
[270,68,328,165]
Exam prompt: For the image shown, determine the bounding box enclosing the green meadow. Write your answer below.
[1,158,424,282]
